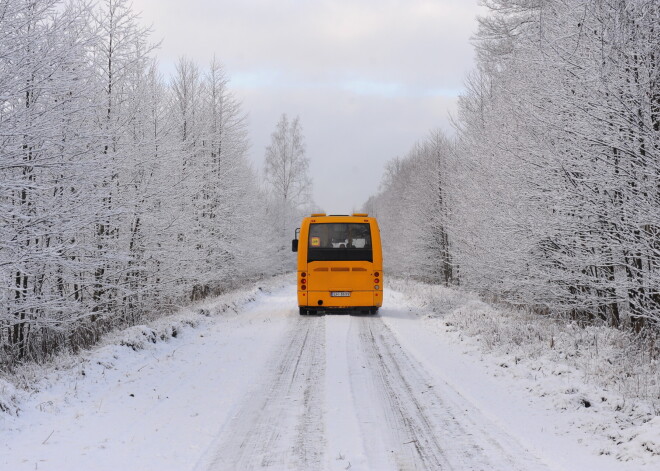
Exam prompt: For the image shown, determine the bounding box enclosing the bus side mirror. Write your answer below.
[292,239,298,252]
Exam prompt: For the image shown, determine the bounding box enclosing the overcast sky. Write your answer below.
[132,0,483,214]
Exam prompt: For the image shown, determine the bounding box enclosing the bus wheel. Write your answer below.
[299,307,308,316]
[370,307,379,315]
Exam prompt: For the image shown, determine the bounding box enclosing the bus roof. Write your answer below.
[304,214,377,224]
[309,213,369,217]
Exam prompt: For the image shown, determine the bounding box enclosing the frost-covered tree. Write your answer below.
[84,0,156,329]
[263,113,313,270]
[0,0,288,368]
[264,114,311,212]
[366,132,454,285]
[451,0,660,329]
[366,0,660,332]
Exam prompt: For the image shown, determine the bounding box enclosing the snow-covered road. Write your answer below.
[1,283,646,470]
[196,298,550,471]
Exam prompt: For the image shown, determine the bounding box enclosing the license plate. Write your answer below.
[331,291,351,297]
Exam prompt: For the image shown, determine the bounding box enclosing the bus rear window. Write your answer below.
[308,223,372,262]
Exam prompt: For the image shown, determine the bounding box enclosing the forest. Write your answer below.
[1,0,659,370]
[367,0,660,332]
[0,0,308,368]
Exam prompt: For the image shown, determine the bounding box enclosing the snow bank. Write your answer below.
[619,416,660,461]
[388,277,660,465]
[0,379,21,416]
[0,274,292,419]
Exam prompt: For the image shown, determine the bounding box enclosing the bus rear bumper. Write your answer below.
[298,290,382,310]
[301,306,379,315]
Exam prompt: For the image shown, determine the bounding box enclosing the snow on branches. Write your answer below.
[369,0,660,331]
[0,0,277,368]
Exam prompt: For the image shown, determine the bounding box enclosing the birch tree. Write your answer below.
[264,114,311,210]
[264,113,312,269]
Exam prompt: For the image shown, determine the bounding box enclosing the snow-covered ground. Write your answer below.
[1,277,658,470]
[388,278,660,466]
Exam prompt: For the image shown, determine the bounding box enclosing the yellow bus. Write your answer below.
[292,213,383,315]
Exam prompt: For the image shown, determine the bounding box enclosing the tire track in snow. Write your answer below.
[196,315,326,470]
[352,316,551,471]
